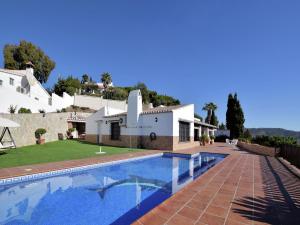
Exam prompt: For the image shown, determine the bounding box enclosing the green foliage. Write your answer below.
[202,102,217,124]
[103,87,128,100]
[81,74,89,83]
[226,93,245,139]
[68,128,76,133]
[210,110,219,127]
[251,135,297,147]
[243,129,252,139]
[210,135,215,140]
[3,40,55,83]
[8,105,17,114]
[194,113,203,121]
[18,107,31,114]
[219,123,226,130]
[54,76,81,96]
[35,128,47,138]
[200,135,209,143]
[101,72,112,90]
[134,82,150,103]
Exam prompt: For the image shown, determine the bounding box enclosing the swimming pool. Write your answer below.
[0,152,226,225]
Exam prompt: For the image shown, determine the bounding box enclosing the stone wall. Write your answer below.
[237,141,277,156]
[0,113,71,147]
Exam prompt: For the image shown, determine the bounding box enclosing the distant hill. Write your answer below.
[248,128,300,143]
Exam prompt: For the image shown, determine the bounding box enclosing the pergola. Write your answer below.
[0,117,20,149]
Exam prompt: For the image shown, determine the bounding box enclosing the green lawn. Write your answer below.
[0,140,142,169]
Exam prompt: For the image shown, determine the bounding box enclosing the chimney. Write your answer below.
[25,61,34,75]
[127,89,142,127]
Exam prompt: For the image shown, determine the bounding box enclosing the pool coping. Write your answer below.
[0,153,163,186]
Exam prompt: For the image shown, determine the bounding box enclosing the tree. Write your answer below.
[202,102,217,124]
[81,74,89,84]
[101,72,112,90]
[134,82,150,103]
[243,129,252,139]
[54,76,81,96]
[219,123,226,130]
[226,93,245,139]
[210,110,219,127]
[3,40,55,83]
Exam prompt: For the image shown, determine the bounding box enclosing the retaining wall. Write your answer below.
[0,113,71,147]
[237,141,277,156]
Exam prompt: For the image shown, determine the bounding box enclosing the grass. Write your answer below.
[0,140,142,169]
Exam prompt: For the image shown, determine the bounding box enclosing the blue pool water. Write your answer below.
[0,152,226,225]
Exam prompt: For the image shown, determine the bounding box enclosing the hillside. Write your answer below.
[248,128,300,143]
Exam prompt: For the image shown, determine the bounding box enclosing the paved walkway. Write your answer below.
[0,143,299,224]
[134,144,300,225]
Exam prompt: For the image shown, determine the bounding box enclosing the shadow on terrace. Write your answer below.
[232,156,300,225]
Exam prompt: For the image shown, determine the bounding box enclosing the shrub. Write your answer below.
[68,128,76,133]
[35,128,47,139]
[215,135,229,142]
[210,135,215,140]
[200,135,209,143]
[18,107,31,114]
[8,105,17,114]
[252,135,297,147]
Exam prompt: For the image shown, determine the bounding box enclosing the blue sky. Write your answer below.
[0,0,299,131]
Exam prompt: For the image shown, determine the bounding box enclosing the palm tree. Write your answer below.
[101,72,112,91]
[202,102,217,124]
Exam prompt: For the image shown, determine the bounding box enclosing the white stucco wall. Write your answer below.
[86,106,126,135]
[0,69,74,113]
[172,104,195,137]
[74,95,127,111]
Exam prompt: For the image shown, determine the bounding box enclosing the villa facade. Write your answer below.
[86,90,216,151]
[0,63,73,113]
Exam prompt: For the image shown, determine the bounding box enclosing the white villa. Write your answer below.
[86,90,217,151]
[0,63,126,113]
[0,62,73,113]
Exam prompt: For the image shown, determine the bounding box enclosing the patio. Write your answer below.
[135,144,300,225]
[0,143,299,224]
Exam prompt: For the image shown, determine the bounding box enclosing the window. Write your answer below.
[48,98,52,106]
[194,129,199,141]
[0,80,3,87]
[9,78,14,86]
[111,122,120,140]
[179,121,190,142]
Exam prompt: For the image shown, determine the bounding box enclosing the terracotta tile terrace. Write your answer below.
[0,143,299,225]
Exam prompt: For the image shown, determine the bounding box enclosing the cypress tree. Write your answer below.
[226,93,245,139]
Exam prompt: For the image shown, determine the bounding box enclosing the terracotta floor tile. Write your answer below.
[138,211,167,225]
[198,213,225,225]
[178,206,203,221]
[206,204,229,218]
[166,214,195,225]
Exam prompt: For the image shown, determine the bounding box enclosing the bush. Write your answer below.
[210,135,215,140]
[200,135,209,143]
[35,128,47,139]
[18,107,31,114]
[252,135,297,147]
[215,135,229,142]
[68,128,76,133]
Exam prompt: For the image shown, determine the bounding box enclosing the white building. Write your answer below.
[0,62,73,113]
[86,89,217,151]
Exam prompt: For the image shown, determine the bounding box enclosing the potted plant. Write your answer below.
[200,135,209,146]
[35,128,47,144]
[67,128,76,139]
[210,135,215,144]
